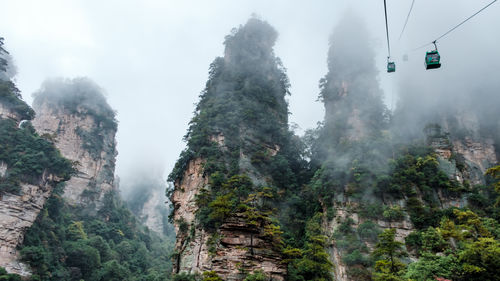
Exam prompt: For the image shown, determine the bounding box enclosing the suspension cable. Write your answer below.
[398,0,416,41]
[383,0,391,58]
[410,0,497,51]
[435,0,497,41]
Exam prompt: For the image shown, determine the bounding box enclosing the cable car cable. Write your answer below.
[410,0,497,51]
[410,42,432,52]
[435,0,497,42]
[398,0,416,41]
[383,0,391,57]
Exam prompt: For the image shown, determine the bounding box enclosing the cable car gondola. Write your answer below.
[387,59,396,73]
[425,41,441,70]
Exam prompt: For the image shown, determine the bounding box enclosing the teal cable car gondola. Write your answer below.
[387,59,396,73]
[425,41,441,70]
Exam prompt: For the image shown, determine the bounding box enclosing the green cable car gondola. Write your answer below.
[425,41,441,70]
[387,61,396,73]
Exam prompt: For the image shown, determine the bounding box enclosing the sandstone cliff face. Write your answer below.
[172,156,286,280]
[451,137,497,184]
[172,158,208,271]
[0,172,60,276]
[427,114,498,186]
[32,102,117,207]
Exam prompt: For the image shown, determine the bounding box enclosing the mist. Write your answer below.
[1,0,499,196]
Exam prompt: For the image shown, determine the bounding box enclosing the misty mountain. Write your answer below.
[1,2,500,281]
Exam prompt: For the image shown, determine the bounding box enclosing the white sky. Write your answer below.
[1,0,498,182]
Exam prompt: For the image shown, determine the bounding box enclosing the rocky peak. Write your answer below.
[170,18,293,280]
[224,17,278,69]
[32,78,117,207]
[319,14,386,144]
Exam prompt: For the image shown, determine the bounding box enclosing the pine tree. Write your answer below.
[372,228,408,281]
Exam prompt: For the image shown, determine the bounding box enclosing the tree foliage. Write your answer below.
[372,228,408,280]
[20,187,173,281]
[0,119,73,194]
[0,80,35,119]
[287,213,334,281]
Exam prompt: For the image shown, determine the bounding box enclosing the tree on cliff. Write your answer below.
[287,213,334,281]
[372,228,408,281]
[486,165,500,207]
[0,37,8,72]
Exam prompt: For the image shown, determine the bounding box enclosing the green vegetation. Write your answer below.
[172,273,197,281]
[201,271,222,281]
[0,119,73,194]
[243,270,267,281]
[20,186,173,281]
[0,267,21,281]
[379,146,464,229]
[286,213,334,281]
[0,37,8,72]
[0,80,35,119]
[372,228,408,281]
[396,207,500,281]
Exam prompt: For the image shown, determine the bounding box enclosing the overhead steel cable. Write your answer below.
[383,0,391,58]
[435,0,497,42]
[398,0,416,41]
[410,41,432,52]
[410,0,498,51]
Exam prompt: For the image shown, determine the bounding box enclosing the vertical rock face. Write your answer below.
[443,113,498,184]
[139,187,169,234]
[32,78,118,207]
[425,111,499,187]
[0,177,58,276]
[323,202,415,281]
[122,166,171,235]
[170,18,292,280]
[172,159,287,280]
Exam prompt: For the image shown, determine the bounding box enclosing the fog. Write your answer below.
[1,0,499,193]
